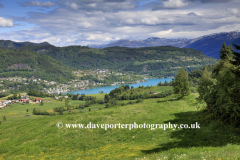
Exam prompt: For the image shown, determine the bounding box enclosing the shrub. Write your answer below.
[53,107,65,113]
[33,108,53,115]
[127,101,133,105]
[33,108,36,114]
[40,101,44,106]
[79,104,84,109]
[121,102,126,106]
[98,99,104,104]
[136,99,143,103]
[84,102,90,108]
[105,103,111,108]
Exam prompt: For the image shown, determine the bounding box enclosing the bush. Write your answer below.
[121,102,126,106]
[53,107,65,113]
[84,102,90,108]
[105,103,111,108]
[33,108,54,115]
[79,104,84,109]
[40,101,44,106]
[136,99,143,103]
[127,101,133,105]
[74,105,79,109]
[98,99,104,104]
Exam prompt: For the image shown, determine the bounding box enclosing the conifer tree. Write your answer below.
[198,68,213,102]
[231,42,240,77]
[173,68,190,97]
[199,42,240,126]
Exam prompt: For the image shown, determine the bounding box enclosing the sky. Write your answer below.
[0,0,239,46]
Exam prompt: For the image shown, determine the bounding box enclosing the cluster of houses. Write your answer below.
[0,97,45,108]
[0,100,9,108]
[0,76,60,92]
[0,77,36,83]
[55,95,68,100]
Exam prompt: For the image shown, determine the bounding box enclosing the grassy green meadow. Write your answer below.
[1,87,240,159]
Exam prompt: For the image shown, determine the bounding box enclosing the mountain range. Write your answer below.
[89,31,240,59]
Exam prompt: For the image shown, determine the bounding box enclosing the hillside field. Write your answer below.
[1,87,240,159]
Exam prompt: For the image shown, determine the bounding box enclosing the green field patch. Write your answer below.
[1,91,240,159]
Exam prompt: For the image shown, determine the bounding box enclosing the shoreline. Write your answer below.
[61,79,147,94]
[59,78,173,95]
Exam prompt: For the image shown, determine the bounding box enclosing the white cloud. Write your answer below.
[87,3,97,8]
[141,17,159,25]
[21,1,57,8]
[162,0,189,8]
[0,17,13,27]
[58,0,136,12]
[1,0,240,46]
[65,2,79,10]
[228,8,239,15]
[150,29,173,37]
[80,22,92,28]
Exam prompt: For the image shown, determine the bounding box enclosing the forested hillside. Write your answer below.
[0,48,74,83]
[0,40,218,79]
[38,45,217,77]
[0,40,52,48]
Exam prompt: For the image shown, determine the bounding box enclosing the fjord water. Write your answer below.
[65,78,173,95]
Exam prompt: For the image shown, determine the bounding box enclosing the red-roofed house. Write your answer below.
[19,99,29,102]
[35,98,40,102]
[35,98,44,102]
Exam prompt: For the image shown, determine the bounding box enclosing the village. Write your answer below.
[0,69,149,95]
[0,96,46,108]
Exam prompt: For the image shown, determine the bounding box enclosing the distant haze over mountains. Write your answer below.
[89,31,240,59]
[1,31,239,59]
[89,38,192,48]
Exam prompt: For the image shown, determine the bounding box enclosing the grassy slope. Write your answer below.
[1,89,240,159]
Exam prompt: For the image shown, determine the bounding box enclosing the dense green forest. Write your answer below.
[0,48,74,83]
[21,45,217,77]
[0,40,52,48]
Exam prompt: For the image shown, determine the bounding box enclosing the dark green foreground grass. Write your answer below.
[1,92,240,159]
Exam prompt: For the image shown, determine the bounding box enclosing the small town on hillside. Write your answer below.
[0,69,166,95]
